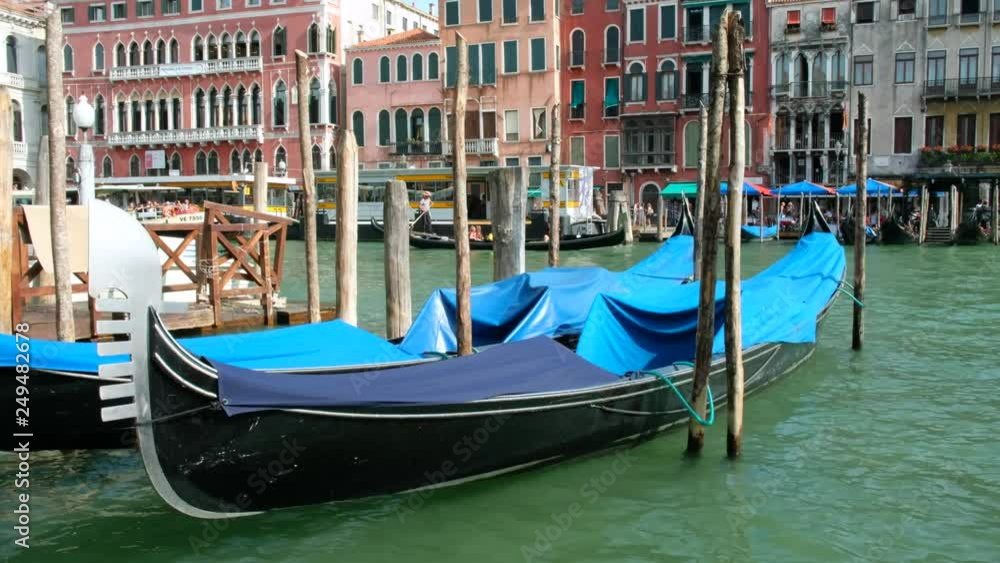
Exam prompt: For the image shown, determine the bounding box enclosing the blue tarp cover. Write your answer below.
[741,225,779,239]
[215,336,621,414]
[575,233,845,374]
[1,319,418,373]
[399,236,695,355]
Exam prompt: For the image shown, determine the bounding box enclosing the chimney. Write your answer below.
[428,3,434,14]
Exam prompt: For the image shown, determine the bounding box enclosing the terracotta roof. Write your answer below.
[351,28,439,50]
[0,0,47,19]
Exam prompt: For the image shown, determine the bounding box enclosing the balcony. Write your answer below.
[602,49,621,66]
[772,81,849,99]
[684,25,711,44]
[1,72,25,89]
[388,140,443,156]
[107,125,263,147]
[109,57,263,82]
[13,141,27,158]
[773,130,847,152]
[569,50,585,68]
[622,152,676,168]
[923,77,1000,100]
[443,138,499,157]
[682,93,709,110]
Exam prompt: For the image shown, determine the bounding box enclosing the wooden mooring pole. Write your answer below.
[46,7,75,341]
[993,184,999,245]
[548,104,561,267]
[384,179,412,339]
[0,89,12,333]
[453,33,473,356]
[492,167,527,281]
[253,162,275,325]
[724,14,746,458]
[295,51,323,324]
[336,116,359,325]
[920,186,929,245]
[687,16,728,455]
[693,103,709,280]
[852,93,868,351]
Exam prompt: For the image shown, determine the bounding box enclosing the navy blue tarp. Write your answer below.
[0,319,418,373]
[575,232,845,373]
[399,235,695,355]
[741,225,778,239]
[215,336,621,414]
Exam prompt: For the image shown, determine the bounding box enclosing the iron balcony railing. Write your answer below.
[388,141,443,156]
[772,81,849,98]
[773,130,847,151]
[569,50,585,67]
[774,132,790,150]
[682,93,709,109]
[684,19,752,44]
[923,77,1000,99]
[109,56,263,82]
[602,49,621,65]
[622,152,676,167]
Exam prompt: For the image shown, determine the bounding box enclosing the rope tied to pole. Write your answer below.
[607,367,715,426]
[837,281,865,308]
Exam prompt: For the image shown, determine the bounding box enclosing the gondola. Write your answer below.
[99,204,844,518]
[877,217,916,245]
[369,217,627,251]
[953,220,989,245]
[741,224,778,241]
[838,216,877,245]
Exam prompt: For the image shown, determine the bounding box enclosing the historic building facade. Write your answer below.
[767,0,851,186]
[341,0,438,51]
[2,1,46,191]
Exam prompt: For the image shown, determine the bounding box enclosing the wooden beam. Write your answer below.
[548,103,561,267]
[453,33,473,357]
[693,102,709,280]
[687,16,728,456]
[853,92,868,351]
[0,89,12,333]
[202,201,295,224]
[492,168,526,281]
[295,50,322,324]
[384,179,412,339]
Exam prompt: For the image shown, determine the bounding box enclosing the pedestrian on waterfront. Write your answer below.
[416,191,433,233]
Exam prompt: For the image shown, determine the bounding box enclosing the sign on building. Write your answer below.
[145,150,166,170]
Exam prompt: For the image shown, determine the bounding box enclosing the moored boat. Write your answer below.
[741,224,778,241]
[383,219,627,251]
[878,217,916,244]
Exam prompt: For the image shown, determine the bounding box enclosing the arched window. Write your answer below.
[102,155,113,177]
[311,144,322,170]
[129,41,140,65]
[410,108,425,148]
[832,50,845,83]
[230,150,241,173]
[428,52,439,80]
[626,62,645,102]
[11,100,23,142]
[744,121,751,165]
[328,80,337,125]
[169,38,179,63]
[193,36,204,61]
[273,80,287,126]
[273,26,286,57]
[254,148,262,164]
[570,30,584,66]
[194,88,206,128]
[683,121,701,169]
[251,85,261,124]
[275,146,287,170]
[812,53,827,96]
[63,44,74,72]
[208,87,219,127]
[235,32,246,58]
[412,53,424,80]
[36,46,45,81]
[241,148,252,172]
[328,146,336,169]
[326,25,335,53]
[307,23,319,53]
[352,58,363,85]
[130,155,141,176]
[143,40,153,64]
[95,95,106,135]
[308,78,320,124]
[222,86,233,126]
[207,150,219,174]
[657,60,676,100]
[378,110,390,146]
[428,107,442,144]
[195,151,207,174]
[66,156,76,179]
[394,108,408,144]
[379,56,390,83]
[156,39,166,64]
[237,86,247,125]
[249,31,261,57]
[115,97,126,132]
[66,96,76,135]
[220,33,231,59]
[170,152,181,173]
[793,53,809,96]
[93,43,105,71]
[5,36,15,74]
[207,35,218,59]
[352,111,365,146]
[604,26,620,64]
[775,54,788,86]
[396,54,408,82]
[115,43,126,67]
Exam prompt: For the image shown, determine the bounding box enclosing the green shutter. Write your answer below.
[479,0,492,21]
[379,111,390,145]
[482,43,496,84]
[353,112,365,146]
[394,110,407,144]
[629,8,644,42]
[503,0,516,22]
[380,57,390,82]
[446,46,457,87]
[571,81,585,108]
[660,5,675,39]
[530,0,544,21]
[429,53,439,79]
[531,38,545,71]
[605,79,619,108]
[468,44,480,85]
[503,40,518,73]
[445,0,459,25]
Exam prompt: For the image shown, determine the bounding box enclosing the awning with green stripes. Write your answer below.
[527,189,543,198]
[661,182,698,198]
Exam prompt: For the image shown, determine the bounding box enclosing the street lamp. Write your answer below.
[74,95,96,205]
[275,160,287,178]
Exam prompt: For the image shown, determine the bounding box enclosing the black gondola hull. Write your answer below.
[405,226,627,251]
[878,219,916,245]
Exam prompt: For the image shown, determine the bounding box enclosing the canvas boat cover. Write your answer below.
[398,235,695,355]
[575,232,845,374]
[741,225,779,239]
[0,319,418,373]
[214,336,621,414]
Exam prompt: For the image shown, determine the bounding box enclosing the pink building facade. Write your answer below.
[345,29,446,169]
[58,0,342,185]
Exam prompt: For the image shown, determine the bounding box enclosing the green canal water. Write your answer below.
[4,241,1000,562]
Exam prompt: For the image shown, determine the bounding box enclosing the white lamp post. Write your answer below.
[74,95,96,205]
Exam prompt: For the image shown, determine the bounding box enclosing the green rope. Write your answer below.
[635,369,715,426]
[836,286,865,308]
[421,351,450,361]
